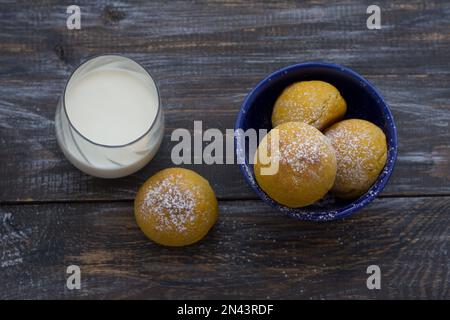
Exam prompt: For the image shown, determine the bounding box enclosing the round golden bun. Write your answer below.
[272,80,347,130]
[254,122,337,208]
[134,168,218,246]
[325,119,387,199]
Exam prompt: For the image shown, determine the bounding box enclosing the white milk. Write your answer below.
[65,69,158,146]
[55,55,164,178]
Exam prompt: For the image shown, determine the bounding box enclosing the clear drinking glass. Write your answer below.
[55,55,164,178]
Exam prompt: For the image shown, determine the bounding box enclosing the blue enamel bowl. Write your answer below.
[235,62,398,221]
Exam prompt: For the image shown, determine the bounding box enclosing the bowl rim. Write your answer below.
[234,61,398,222]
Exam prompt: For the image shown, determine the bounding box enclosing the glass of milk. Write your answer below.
[55,55,164,178]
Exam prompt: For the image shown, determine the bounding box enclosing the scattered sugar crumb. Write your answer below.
[140,173,202,234]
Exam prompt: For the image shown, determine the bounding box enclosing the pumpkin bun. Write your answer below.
[325,119,387,199]
[134,168,218,246]
[254,122,337,208]
[272,80,347,130]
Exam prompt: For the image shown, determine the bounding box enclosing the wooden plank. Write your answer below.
[0,0,449,201]
[1,197,449,299]
[1,1,449,76]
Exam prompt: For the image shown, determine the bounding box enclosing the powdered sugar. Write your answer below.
[278,91,336,126]
[140,173,200,234]
[273,81,344,129]
[325,121,386,186]
[270,123,334,179]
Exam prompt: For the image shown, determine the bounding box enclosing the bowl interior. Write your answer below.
[236,63,397,221]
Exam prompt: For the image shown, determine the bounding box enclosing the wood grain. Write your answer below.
[0,1,449,201]
[0,0,449,300]
[1,197,449,299]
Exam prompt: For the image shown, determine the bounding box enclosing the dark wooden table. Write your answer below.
[0,0,449,300]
